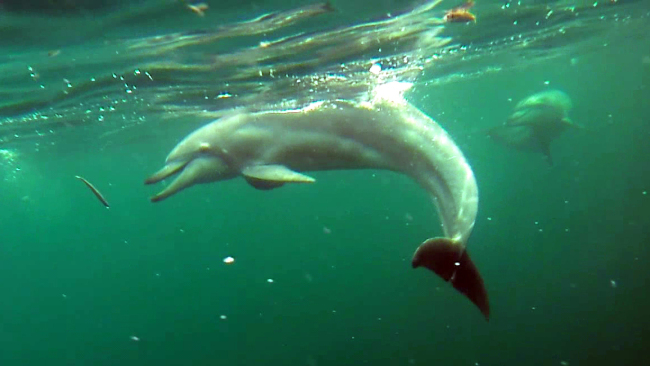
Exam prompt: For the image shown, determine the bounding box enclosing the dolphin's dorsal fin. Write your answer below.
[242,165,315,190]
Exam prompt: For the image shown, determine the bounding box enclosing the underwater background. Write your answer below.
[0,0,648,365]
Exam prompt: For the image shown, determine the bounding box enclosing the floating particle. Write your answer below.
[62,294,67,298]
[130,336,140,342]
[369,64,381,75]
[404,213,414,221]
[487,217,492,221]
[610,280,617,288]
[223,256,235,264]
[643,191,647,195]
[267,278,274,283]
[544,80,550,85]
[220,315,227,320]
[560,361,569,366]
[322,226,332,234]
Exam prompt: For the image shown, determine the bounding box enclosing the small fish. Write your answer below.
[75,175,110,208]
[444,1,477,23]
[186,2,208,17]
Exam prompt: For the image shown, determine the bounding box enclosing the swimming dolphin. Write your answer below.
[487,90,578,165]
[145,82,489,320]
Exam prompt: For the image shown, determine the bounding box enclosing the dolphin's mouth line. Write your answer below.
[144,160,188,185]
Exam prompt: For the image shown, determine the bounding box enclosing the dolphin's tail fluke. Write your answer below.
[412,238,490,321]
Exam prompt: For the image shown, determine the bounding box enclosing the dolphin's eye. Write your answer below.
[199,142,210,152]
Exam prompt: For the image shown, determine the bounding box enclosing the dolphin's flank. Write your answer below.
[145,83,490,319]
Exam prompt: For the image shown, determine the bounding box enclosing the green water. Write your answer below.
[1,0,649,365]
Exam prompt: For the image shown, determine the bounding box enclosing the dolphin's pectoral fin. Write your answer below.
[241,165,315,189]
[562,117,586,130]
[561,117,576,127]
[412,238,490,321]
[244,177,286,190]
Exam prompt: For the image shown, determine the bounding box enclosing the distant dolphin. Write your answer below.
[487,90,578,165]
[145,82,490,320]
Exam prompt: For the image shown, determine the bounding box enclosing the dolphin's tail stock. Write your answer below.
[412,238,490,320]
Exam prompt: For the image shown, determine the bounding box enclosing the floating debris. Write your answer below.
[75,176,110,208]
[223,256,235,264]
[130,336,140,342]
[186,2,209,17]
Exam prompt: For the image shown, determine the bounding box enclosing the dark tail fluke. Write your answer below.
[412,238,490,320]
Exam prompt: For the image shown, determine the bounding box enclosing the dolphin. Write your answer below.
[487,90,578,165]
[145,82,489,320]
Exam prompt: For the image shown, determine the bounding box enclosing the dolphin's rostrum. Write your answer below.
[145,82,490,319]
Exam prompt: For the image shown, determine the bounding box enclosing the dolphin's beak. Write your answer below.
[145,157,229,202]
[144,161,187,185]
[148,161,198,202]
